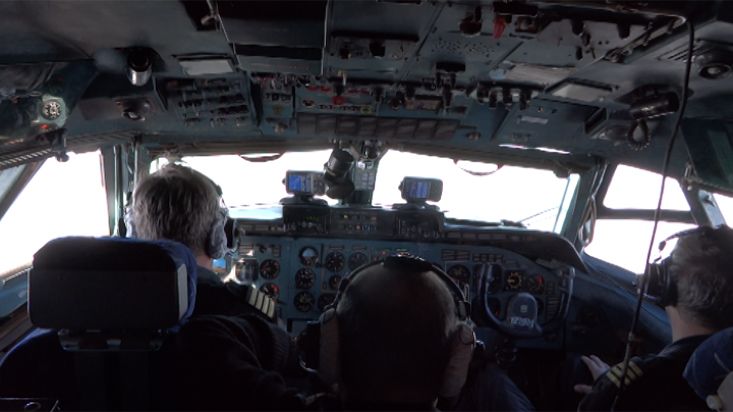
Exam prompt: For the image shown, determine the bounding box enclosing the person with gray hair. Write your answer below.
[575,225,733,411]
[129,163,273,319]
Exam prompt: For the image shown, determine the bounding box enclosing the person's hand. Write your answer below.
[573,355,610,395]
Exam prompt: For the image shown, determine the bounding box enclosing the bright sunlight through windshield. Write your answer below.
[175,150,577,232]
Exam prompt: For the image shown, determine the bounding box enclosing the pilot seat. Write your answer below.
[0,236,198,410]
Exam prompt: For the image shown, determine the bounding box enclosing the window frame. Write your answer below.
[0,162,44,224]
[595,164,695,224]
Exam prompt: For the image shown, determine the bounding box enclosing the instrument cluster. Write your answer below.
[230,234,572,335]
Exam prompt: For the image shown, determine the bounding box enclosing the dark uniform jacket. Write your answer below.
[194,266,276,320]
[579,335,711,411]
[171,314,308,410]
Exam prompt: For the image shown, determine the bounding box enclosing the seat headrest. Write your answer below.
[684,328,733,406]
[29,237,198,331]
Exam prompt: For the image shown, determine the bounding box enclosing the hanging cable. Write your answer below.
[613,18,695,408]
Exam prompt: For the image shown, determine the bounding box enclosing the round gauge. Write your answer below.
[318,293,336,312]
[325,252,346,273]
[259,259,280,279]
[328,275,343,290]
[299,246,319,266]
[348,252,369,271]
[293,291,315,313]
[41,100,62,120]
[260,282,280,299]
[236,259,258,283]
[505,271,523,290]
[526,275,545,294]
[295,268,316,289]
[447,264,471,285]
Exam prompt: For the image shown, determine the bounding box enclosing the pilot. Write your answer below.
[317,255,534,411]
[129,164,273,319]
[575,225,733,411]
[329,256,472,409]
[169,254,533,410]
[174,255,475,410]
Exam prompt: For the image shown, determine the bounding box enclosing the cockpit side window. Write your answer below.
[714,193,733,224]
[0,151,109,275]
[602,165,689,211]
[583,165,695,273]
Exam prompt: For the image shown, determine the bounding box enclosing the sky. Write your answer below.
[0,150,731,275]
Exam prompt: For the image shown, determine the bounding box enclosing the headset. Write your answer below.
[125,171,229,260]
[645,225,729,307]
[306,254,476,399]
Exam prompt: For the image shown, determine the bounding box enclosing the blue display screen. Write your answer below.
[288,174,310,193]
[401,177,442,202]
[409,181,430,199]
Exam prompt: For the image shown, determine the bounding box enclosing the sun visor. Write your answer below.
[681,119,733,196]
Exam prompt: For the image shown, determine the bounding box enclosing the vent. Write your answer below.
[0,131,136,170]
[0,148,52,170]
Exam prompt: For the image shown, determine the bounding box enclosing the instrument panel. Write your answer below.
[231,235,571,334]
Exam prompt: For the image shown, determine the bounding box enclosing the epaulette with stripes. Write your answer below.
[605,360,645,388]
[242,285,277,320]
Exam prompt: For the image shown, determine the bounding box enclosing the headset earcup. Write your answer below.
[663,263,677,307]
[205,209,228,259]
[440,322,475,398]
[319,308,341,387]
[124,207,136,238]
[648,259,676,307]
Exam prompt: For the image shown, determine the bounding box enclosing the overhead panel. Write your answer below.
[493,99,599,151]
[218,0,328,75]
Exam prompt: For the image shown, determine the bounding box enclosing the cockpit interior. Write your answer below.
[1,1,733,410]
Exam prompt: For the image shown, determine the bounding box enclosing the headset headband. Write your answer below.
[657,225,721,253]
[329,254,470,321]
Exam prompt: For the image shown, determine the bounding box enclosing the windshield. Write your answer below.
[374,151,578,231]
[165,150,577,232]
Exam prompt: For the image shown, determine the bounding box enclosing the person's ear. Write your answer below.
[439,323,475,398]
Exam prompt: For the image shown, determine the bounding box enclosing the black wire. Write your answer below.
[613,18,695,407]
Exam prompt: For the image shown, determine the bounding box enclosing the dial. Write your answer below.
[318,293,336,312]
[299,246,319,266]
[260,282,280,299]
[259,259,280,279]
[236,259,258,283]
[325,252,346,273]
[293,291,315,313]
[328,275,343,290]
[505,271,523,290]
[526,275,545,294]
[447,264,470,285]
[41,100,62,120]
[348,252,369,271]
[295,268,316,289]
